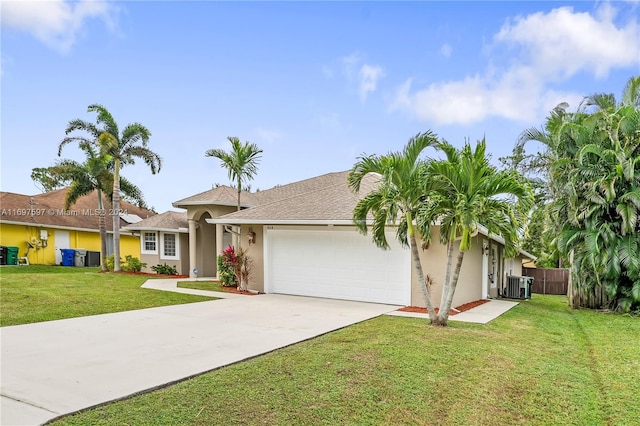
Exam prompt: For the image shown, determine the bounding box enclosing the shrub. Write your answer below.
[151,263,178,276]
[105,254,117,271]
[105,254,147,272]
[217,245,252,290]
[217,246,237,287]
[122,255,146,272]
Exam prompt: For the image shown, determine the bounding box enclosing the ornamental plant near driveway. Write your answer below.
[217,246,238,287]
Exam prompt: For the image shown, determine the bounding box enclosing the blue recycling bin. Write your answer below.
[61,249,75,266]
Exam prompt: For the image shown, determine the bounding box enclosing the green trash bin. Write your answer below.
[6,246,19,265]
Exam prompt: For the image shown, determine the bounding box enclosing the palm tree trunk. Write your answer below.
[236,180,241,248]
[435,249,466,326]
[96,189,108,272]
[112,159,121,271]
[407,213,437,323]
[439,241,456,311]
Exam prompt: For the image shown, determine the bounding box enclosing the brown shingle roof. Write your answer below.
[211,171,380,223]
[0,189,155,232]
[171,171,354,210]
[251,171,353,205]
[123,211,188,232]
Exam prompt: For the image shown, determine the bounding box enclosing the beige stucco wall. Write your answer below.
[410,227,485,309]
[179,233,190,275]
[237,224,265,292]
[186,206,237,221]
[139,232,190,275]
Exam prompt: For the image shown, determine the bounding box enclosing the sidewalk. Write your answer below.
[385,299,519,324]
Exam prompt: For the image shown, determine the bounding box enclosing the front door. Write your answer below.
[54,231,70,265]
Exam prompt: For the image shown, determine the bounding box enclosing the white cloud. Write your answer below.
[495,5,639,79]
[1,0,117,53]
[341,52,384,102]
[440,43,452,58]
[358,64,384,101]
[391,4,639,125]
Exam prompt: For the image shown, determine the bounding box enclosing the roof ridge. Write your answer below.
[257,170,349,194]
[220,172,356,219]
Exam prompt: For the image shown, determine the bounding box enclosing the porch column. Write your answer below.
[188,219,197,278]
[481,239,489,299]
[215,224,224,279]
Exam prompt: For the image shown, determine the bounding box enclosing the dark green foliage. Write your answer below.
[151,263,178,276]
[516,76,640,311]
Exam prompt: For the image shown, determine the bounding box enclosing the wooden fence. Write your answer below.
[523,267,569,295]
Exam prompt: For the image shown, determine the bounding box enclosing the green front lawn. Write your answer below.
[0,265,214,326]
[53,295,639,425]
[177,279,228,292]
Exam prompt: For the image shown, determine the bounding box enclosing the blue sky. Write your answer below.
[2,1,639,212]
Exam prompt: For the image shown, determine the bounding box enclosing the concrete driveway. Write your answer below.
[1,292,398,426]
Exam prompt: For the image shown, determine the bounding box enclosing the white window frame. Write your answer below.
[141,231,158,254]
[160,232,179,260]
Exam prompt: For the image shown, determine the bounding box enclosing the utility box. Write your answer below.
[61,249,75,266]
[6,246,19,266]
[0,246,7,265]
[74,249,87,267]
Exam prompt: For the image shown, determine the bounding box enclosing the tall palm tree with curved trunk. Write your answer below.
[205,137,263,248]
[60,104,161,271]
[348,131,440,323]
[416,139,533,326]
[45,142,147,271]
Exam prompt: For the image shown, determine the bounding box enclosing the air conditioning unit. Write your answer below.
[504,276,532,299]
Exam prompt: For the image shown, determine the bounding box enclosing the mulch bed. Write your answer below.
[217,285,258,296]
[398,299,489,316]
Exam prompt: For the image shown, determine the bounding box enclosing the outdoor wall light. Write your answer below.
[247,230,256,244]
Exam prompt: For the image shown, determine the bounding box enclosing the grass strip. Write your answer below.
[0,265,214,326]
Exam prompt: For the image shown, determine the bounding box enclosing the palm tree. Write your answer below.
[205,137,263,248]
[53,142,111,270]
[60,104,161,271]
[416,139,533,326]
[206,137,263,212]
[348,132,440,322]
[556,100,640,310]
[514,76,640,311]
[44,143,147,271]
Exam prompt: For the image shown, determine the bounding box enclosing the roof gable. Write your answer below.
[123,211,188,232]
[172,185,256,208]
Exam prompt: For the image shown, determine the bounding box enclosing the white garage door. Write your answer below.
[265,228,410,305]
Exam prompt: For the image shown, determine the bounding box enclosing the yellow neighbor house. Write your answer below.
[0,189,155,266]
